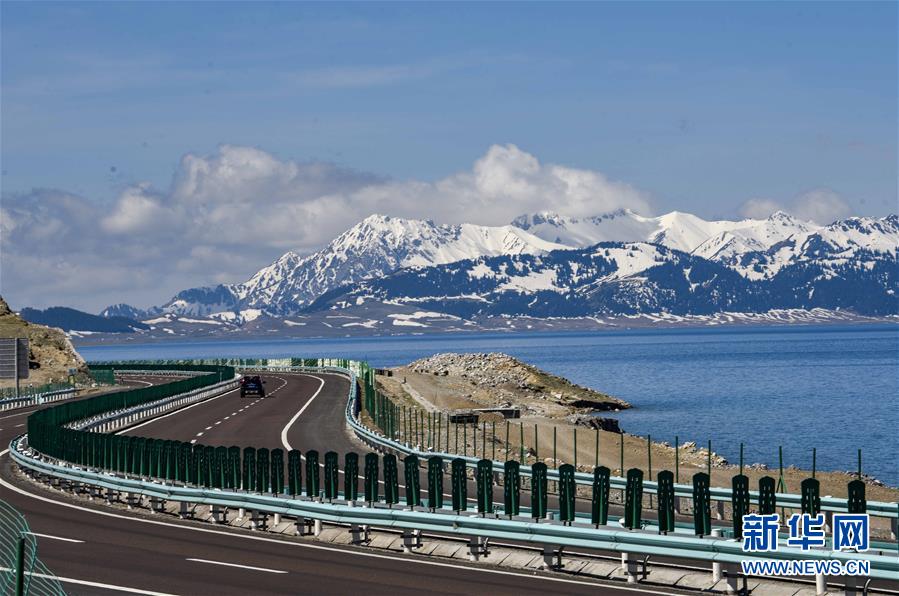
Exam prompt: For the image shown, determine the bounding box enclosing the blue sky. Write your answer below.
[1,2,896,311]
[3,2,896,217]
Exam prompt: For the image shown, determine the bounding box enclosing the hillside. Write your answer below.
[0,296,88,388]
[21,306,147,333]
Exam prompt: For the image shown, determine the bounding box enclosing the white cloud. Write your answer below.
[738,188,851,224]
[101,184,176,234]
[790,189,850,224]
[1,143,651,311]
[739,198,783,220]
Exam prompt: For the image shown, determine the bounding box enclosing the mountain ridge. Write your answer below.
[101,210,898,326]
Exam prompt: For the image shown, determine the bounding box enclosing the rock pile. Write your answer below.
[566,413,622,433]
[409,352,531,387]
[407,352,630,412]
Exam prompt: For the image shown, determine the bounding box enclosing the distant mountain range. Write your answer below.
[21,306,147,333]
[96,209,898,336]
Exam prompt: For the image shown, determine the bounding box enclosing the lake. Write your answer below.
[77,324,899,485]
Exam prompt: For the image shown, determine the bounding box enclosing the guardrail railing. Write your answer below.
[11,436,899,584]
[0,386,76,413]
[14,359,898,592]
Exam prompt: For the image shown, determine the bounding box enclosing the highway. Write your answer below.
[0,372,682,595]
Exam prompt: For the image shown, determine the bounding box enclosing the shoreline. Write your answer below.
[71,319,899,348]
[371,355,899,504]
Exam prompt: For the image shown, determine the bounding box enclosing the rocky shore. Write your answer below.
[404,352,630,417]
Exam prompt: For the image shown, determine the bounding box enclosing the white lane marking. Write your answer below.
[116,386,240,434]
[279,375,326,451]
[215,421,222,425]
[186,558,287,574]
[14,424,24,428]
[231,412,237,416]
[0,467,653,594]
[189,439,197,444]
[0,410,35,421]
[196,432,204,437]
[204,426,212,430]
[26,531,84,543]
[0,569,177,596]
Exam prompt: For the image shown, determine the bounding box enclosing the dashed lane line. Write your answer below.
[116,386,242,435]
[190,376,289,439]
[186,558,287,574]
[26,532,85,543]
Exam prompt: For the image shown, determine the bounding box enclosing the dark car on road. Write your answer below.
[240,375,266,398]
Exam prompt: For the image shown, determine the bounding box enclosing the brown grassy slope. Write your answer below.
[0,295,89,388]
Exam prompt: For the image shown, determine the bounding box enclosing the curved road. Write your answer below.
[0,373,674,595]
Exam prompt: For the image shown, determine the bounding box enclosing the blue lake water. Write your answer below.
[77,325,899,485]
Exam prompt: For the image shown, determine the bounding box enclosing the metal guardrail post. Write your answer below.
[592,466,610,527]
[15,535,25,596]
[306,450,320,499]
[364,453,378,505]
[559,464,576,524]
[732,474,750,539]
[693,472,712,537]
[344,453,359,501]
[503,460,520,518]
[532,462,548,520]
[428,456,443,511]
[802,477,822,516]
[625,468,643,530]
[383,454,399,507]
[403,455,420,508]
[657,470,675,534]
[758,476,776,515]
[451,458,467,512]
[324,451,339,501]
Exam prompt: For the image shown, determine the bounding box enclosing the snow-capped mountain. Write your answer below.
[733,214,899,279]
[511,208,814,264]
[102,211,898,325]
[142,214,567,317]
[691,211,815,265]
[310,222,898,318]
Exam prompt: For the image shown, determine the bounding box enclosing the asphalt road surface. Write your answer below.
[0,373,682,595]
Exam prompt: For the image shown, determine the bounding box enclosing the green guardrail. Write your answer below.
[0,499,65,596]
[12,439,899,582]
[27,364,234,464]
[84,359,899,525]
[87,368,116,386]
